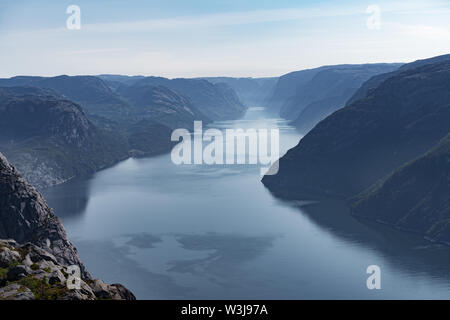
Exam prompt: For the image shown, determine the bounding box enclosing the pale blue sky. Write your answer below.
[1,0,450,78]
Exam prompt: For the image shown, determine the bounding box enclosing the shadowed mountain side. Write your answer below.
[289,64,402,134]
[262,59,450,200]
[351,133,450,243]
[0,87,129,189]
[118,84,210,130]
[264,64,401,118]
[126,120,176,157]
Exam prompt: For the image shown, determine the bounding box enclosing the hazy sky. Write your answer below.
[1,0,450,78]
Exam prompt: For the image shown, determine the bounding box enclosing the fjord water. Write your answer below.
[43,107,450,299]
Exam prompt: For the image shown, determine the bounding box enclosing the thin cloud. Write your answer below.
[84,7,361,33]
[82,1,450,33]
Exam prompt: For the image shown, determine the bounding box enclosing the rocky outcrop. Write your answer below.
[0,153,135,300]
[0,239,135,300]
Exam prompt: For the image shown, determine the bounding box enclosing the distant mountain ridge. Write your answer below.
[347,54,450,105]
[0,74,248,188]
[0,74,247,124]
[280,64,402,119]
[262,63,402,136]
[286,64,402,134]
[117,76,247,121]
[198,77,278,107]
[0,75,132,120]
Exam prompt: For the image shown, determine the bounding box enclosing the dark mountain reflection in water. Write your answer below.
[43,107,450,299]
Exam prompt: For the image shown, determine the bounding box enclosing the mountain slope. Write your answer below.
[0,75,132,120]
[126,77,246,121]
[0,87,128,189]
[118,83,209,130]
[347,54,450,105]
[351,133,450,243]
[264,64,401,117]
[199,77,278,107]
[262,59,450,199]
[287,64,402,134]
[264,66,330,113]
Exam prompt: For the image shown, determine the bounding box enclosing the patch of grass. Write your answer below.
[0,268,8,280]
[30,264,40,271]
[17,286,28,293]
[17,276,68,300]
[61,269,68,279]
[43,267,51,273]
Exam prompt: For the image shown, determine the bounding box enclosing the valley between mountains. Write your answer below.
[2,55,450,299]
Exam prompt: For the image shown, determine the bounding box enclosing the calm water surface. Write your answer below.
[43,107,450,299]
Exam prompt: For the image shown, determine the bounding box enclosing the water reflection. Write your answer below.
[279,198,450,288]
[43,176,92,219]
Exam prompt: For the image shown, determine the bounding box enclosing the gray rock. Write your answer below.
[0,284,35,300]
[108,283,136,300]
[0,246,21,268]
[0,152,89,278]
[90,279,112,299]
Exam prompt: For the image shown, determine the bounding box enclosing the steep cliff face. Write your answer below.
[350,133,450,243]
[264,67,329,113]
[262,60,450,199]
[264,64,401,117]
[288,64,402,134]
[0,87,128,189]
[0,153,135,300]
[280,64,402,121]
